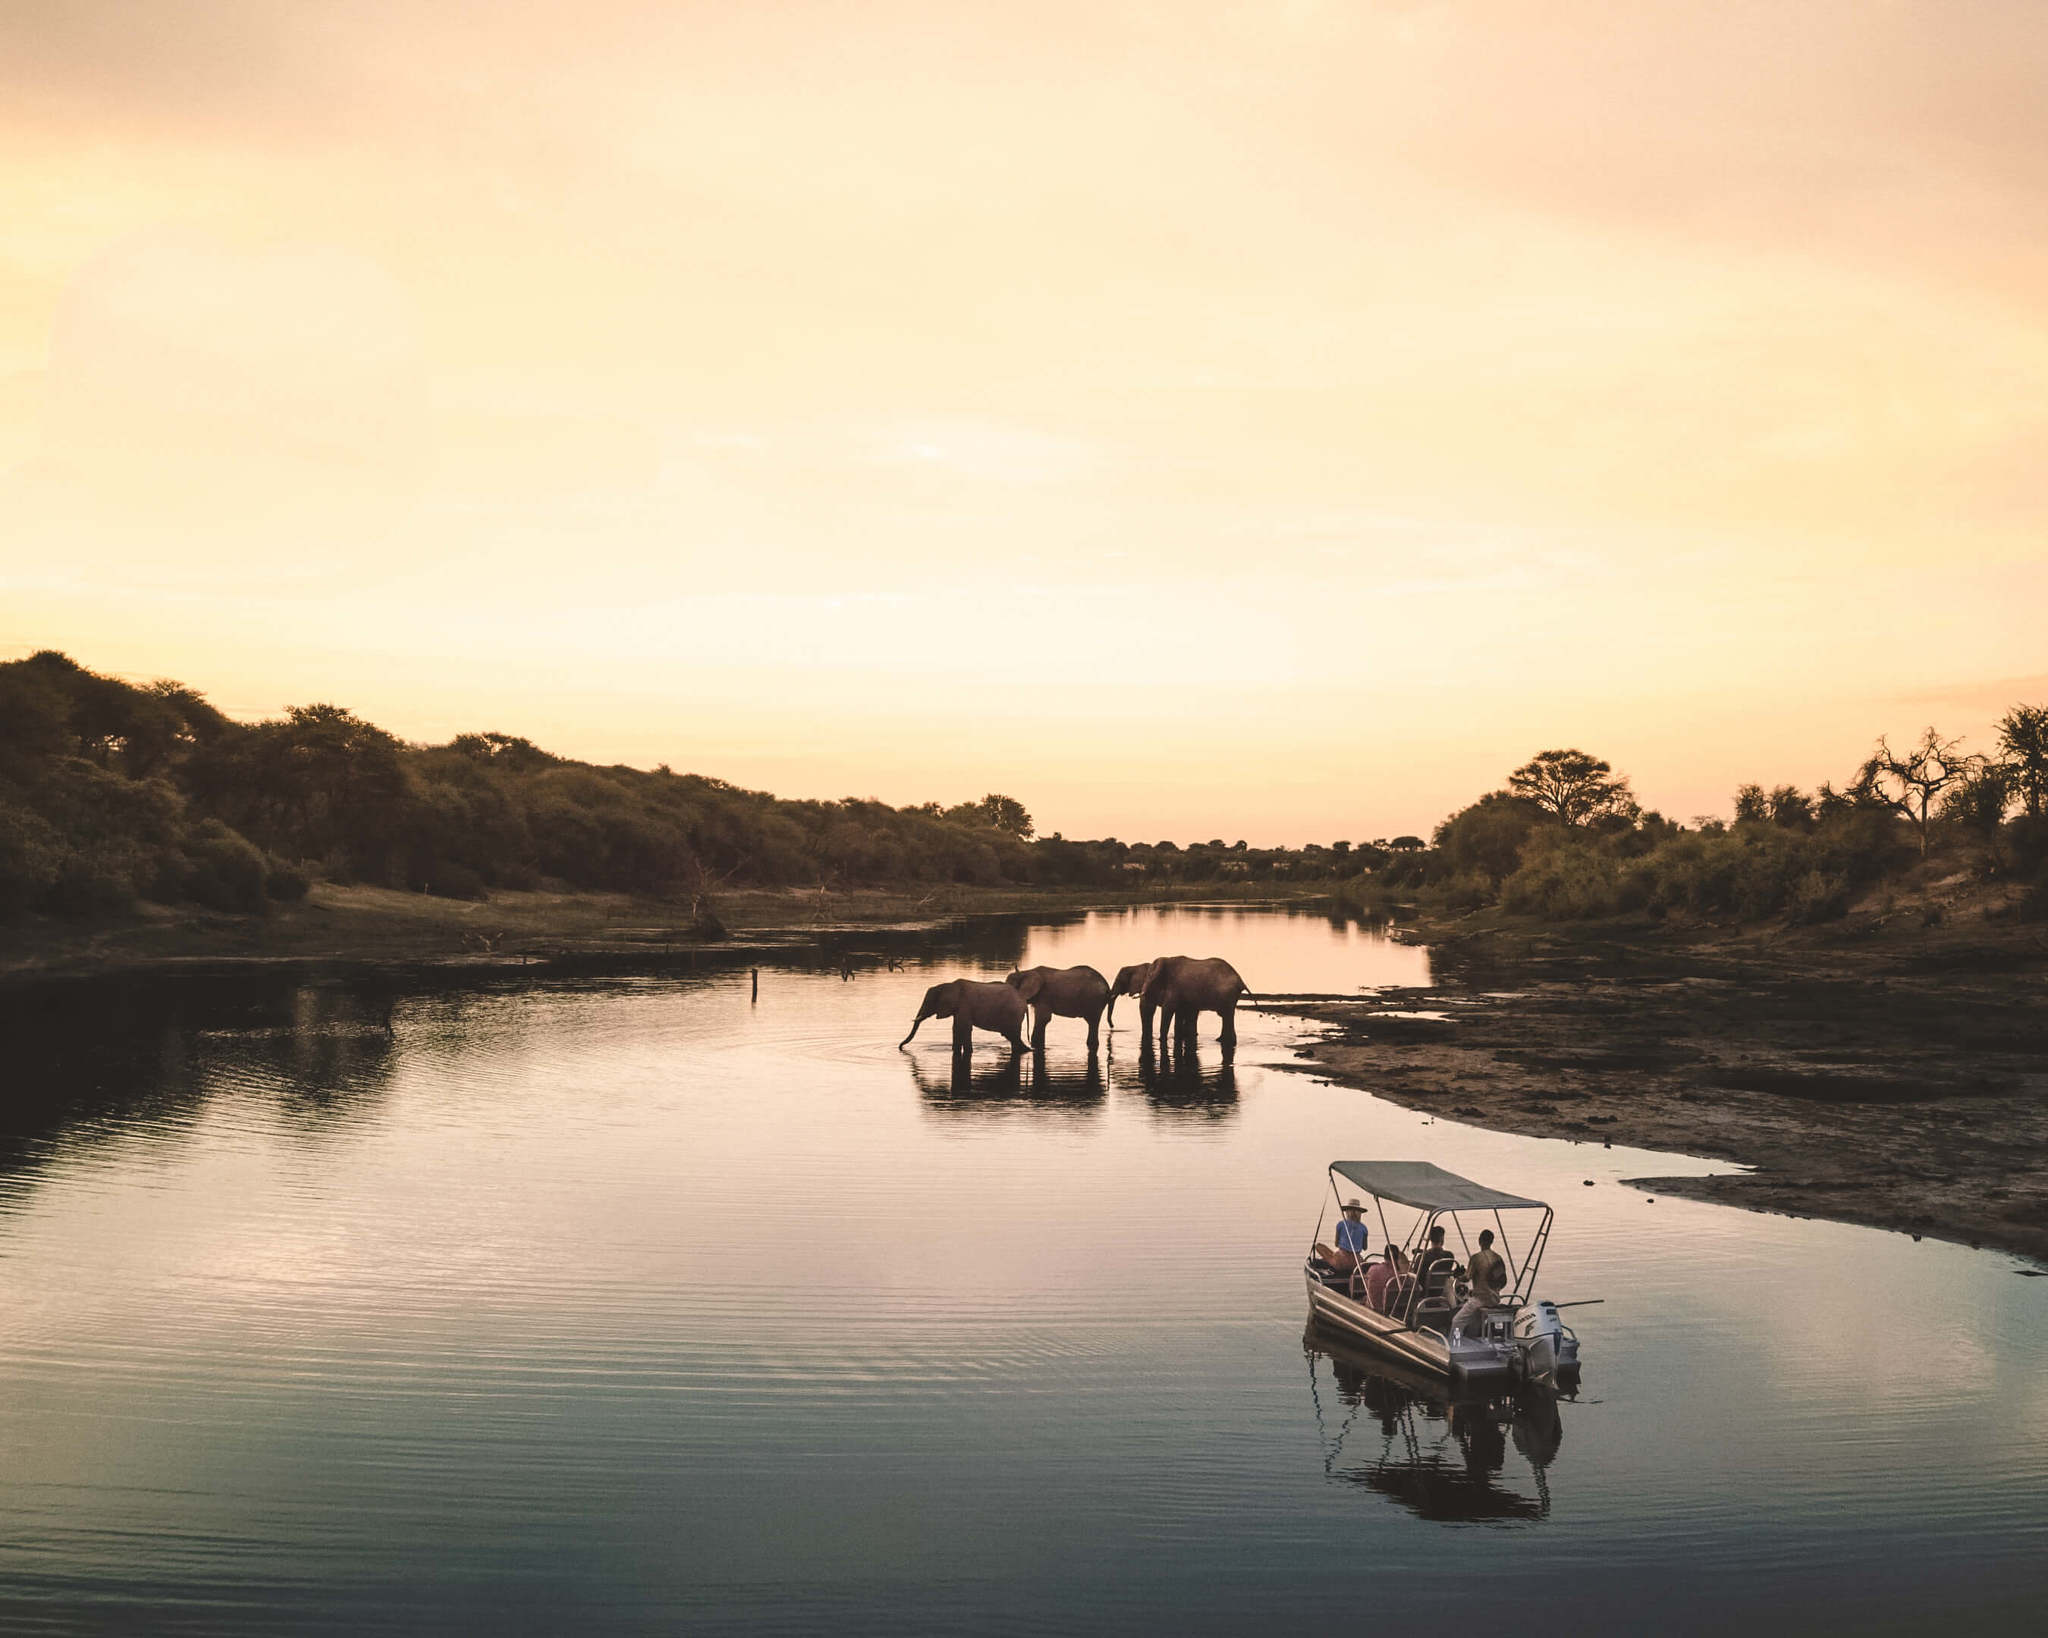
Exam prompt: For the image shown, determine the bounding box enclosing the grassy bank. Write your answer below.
[0,879,1327,985]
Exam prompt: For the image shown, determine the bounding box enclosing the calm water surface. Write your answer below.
[3,905,2044,1633]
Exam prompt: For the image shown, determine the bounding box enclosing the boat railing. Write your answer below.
[1311,1169,1559,1340]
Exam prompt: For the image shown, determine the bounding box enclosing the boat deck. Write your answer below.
[1305,1266,1514,1379]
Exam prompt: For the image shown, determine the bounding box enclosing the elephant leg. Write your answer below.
[1219,1001,1237,1051]
[1176,1004,1198,1046]
[1031,1004,1049,1052]
[952,1016,972,1053]
[1085,1007,1101,1053]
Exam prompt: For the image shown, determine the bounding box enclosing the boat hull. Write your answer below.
[1305,1273,1515,1380]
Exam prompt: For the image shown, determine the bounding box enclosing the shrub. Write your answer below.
[0,801,64,918]
[1435,870,1494,911]
[1788,869,1853,924]
[1433,792,1542,884]
[47,852,140,916]
[1500,838,1620,918]
[179,820,270,913]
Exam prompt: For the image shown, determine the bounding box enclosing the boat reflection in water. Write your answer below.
[1304,1323,1566,1523]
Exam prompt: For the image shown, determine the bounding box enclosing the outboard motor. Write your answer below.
[1513,1300,1578,1381]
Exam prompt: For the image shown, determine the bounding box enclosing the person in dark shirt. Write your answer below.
[1412,1224,1456,1296]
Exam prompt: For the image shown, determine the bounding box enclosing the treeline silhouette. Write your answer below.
[1352,725,2048,925]
[0,653,1358,922]
[12,651,2041,930]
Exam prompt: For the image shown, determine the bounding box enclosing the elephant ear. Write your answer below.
[1016,971,1044,1003]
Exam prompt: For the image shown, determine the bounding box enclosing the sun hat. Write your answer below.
[1341,1199,1366,1213]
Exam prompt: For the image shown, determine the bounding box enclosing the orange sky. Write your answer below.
[4,2,2045,842]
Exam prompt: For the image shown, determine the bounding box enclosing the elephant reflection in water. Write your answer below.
[903,1044,1105,1113]
[1137,1036,1238,1119]
[904,1049,1023,1101]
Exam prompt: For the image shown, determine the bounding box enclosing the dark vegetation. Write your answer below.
[0,653,1363,928]
[8,650,2041,939]
[1338,715,2048,926]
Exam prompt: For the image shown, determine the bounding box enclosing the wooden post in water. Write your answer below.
[751,968,759,1004]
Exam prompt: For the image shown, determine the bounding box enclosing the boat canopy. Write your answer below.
[1329,1161,1546,1214]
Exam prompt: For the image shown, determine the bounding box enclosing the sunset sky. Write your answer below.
[4,1,2045,842]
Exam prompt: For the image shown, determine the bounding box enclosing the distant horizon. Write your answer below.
[13,641,2037,851]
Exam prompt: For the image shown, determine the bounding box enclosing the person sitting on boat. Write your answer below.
[1313,1200,1372,1275]
[1412,1225,1456,1297]
[1451,1229,1508,1340]
[1363,1244,1412,1314]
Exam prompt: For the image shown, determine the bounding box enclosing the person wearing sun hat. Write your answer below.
[1313,1199,1372,1274]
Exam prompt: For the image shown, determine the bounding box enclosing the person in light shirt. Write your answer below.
[1452,1228,1509,1340]
[1313,1200,1371,1275]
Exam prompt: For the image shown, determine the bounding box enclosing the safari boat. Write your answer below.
[1304,1160,1582,1384]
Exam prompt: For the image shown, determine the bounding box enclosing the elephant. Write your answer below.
[1005,964,1111,1052]
[1105,960,1163,1035]
[899,979,1028,1055]
[1140,955,1254,1052]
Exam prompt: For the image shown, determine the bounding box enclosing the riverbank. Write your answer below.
[0,879,1322,989]
[1265,900,2048,1265]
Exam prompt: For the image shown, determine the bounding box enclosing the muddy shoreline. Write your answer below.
[1264,913,2048,1265]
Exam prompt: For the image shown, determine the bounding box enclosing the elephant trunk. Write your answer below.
[899,1011,928,1047]
[1104,992,1118,1027]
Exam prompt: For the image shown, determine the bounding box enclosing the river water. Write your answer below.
[2,904,2044,1633]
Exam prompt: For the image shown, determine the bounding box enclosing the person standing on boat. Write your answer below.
[1452,1229,1508,1340]
[1314,1200,1372,1274]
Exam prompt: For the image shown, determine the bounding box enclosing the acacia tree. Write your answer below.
[1767,785,1814,828]
[971,794,1034,838]
[1941,765,2014,861]
[1507,749,1636,828]
[1998,703,2048,820]
[1854,727,1981,858]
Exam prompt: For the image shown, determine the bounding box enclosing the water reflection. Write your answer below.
[1304,1324,1564,1523]
[909,1049,1107,1121]
[0,978,398,1206]
[1135,1039,1239,1122]
[6,905,2046,1633]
